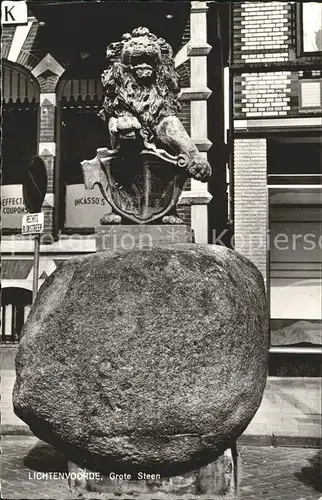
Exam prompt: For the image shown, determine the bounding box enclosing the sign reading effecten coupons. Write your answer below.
[2,185,27,228]
[22,212,44,235]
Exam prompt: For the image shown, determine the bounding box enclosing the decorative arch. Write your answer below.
[2,60,40,222]
[55,54,106,106]
[2,59,40,105]
[1,282,33,291]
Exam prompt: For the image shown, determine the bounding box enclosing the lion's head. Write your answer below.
[101,27,181,132]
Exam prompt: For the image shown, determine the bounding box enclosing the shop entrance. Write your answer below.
[57,76,108,230]
[268,137,322,376]
[2,62,39,232]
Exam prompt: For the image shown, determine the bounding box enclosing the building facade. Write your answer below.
[1,1,321,442]
[2,0,227,329]
[231,1,322,372]
[229,1,321,442]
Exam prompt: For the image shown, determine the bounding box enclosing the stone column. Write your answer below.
[184,0,213,243]
[32,54,65,235]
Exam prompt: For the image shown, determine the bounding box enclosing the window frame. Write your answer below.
[297,2,322,57]
[299,79,322,110]
[267,185,322,356]
[56,76,107,234]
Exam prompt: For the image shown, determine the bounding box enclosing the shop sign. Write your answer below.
[65,184,111,228]
[1,184,27,228]
[1,1,28,25]
[22,212,44,235]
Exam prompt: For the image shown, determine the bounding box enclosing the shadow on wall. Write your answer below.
[264,381,319,417]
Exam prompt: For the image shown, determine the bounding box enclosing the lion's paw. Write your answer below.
[109,116,141,135]
[162,215,184,225]
[188,157,212,182]
[100,213,122,225]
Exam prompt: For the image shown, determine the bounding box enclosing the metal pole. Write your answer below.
[32,234,40,303]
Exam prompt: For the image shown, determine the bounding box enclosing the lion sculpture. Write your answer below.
[100,26,212,183]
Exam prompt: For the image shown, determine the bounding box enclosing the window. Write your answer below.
[269,199,322,341]
[1,288,32,343]
[267,139,322,377]
[61,109,111,229]
[300,3,322,54]
[58,77,111,230]
[2,62,39,231]
[300,81,322,108]
[267,140,322,185]
[268,193,322,377]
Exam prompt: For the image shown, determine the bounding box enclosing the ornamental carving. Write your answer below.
[82,27,212,224]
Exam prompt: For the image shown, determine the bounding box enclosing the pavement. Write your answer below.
[1,436,321,500]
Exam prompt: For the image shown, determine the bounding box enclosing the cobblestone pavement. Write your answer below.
[1,436,321,500]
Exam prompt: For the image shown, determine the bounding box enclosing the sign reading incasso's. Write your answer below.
[65,184,111,228]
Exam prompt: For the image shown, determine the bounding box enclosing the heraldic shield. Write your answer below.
[81,140,190,225]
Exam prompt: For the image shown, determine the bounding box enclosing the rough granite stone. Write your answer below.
[13,244,269,475]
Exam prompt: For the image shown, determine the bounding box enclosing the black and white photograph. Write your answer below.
[1,1,321,499]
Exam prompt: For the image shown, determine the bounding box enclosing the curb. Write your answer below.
[2,425,33,436]
[238,434,321,449]
[2,426,320,448]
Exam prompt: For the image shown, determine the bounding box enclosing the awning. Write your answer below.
[2,63,40,105]
[2,260,33,279]
[61,78,104,103]
[1,259,66,280]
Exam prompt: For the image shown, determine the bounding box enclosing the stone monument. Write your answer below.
[13,27,269,499]
[13,245,269,497]
[81,26,212,250]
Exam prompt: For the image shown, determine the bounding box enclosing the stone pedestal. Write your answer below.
[68,447,238,498]
[96,224,194,252]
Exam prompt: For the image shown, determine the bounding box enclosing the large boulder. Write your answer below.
[13,244,269,475]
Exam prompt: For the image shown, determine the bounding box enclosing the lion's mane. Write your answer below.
[101,28,182,136]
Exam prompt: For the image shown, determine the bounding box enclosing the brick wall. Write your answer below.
[235,71,292,118]
[234,138,267,282]
[232,2,322,120]
[234,69,322,119]
[39,104,55,142]
[177,203,191,227]
[21,21,39,53]
[177,100,191,136]
[233,2,291,65]
[1,25,16,58]
[1,25,16,43]
[176,17,192,224]
[180,17,190,49]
